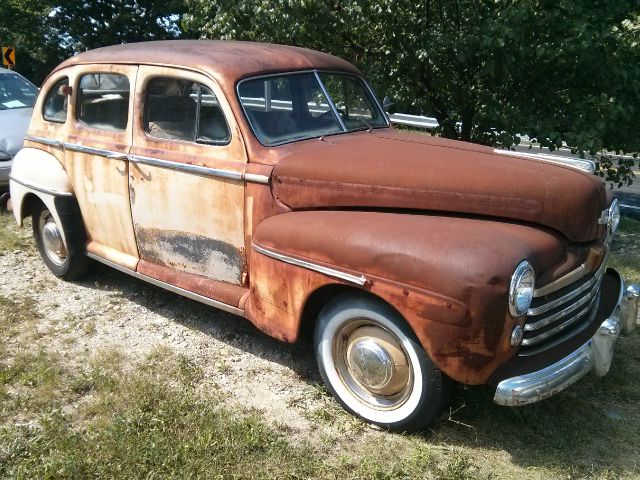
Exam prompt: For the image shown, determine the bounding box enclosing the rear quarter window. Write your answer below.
[43,77,69,123]
[76,73,130,131]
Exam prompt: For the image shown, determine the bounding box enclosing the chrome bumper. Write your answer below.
[494,275,639,407]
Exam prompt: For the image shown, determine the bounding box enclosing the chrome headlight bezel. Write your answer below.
[609,198,620,234]
[509,261,535,318]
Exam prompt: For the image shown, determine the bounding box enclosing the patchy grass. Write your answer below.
[0,210,33,255]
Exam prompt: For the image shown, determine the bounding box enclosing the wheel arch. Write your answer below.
[298,284,410,342]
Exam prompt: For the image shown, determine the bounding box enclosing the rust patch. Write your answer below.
[136,227,245,285]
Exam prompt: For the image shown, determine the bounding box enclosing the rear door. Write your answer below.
[64,65,139,269]
[128,66,247,305]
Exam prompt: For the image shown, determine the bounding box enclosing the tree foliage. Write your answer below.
[50,0,187,53]
[0,0,65,83]
[184,0,640,185]
[1,0,186,84]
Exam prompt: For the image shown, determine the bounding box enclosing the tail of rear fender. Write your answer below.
[9,147,75,243]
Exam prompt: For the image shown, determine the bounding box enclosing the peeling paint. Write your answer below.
[136,227,244,284]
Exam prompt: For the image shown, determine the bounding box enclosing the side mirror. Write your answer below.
[382,96,395,113]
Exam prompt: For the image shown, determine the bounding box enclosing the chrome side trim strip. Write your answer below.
[252,243,367,287]
[62,142,126,159]
[528,260,606,315]
[243,173,270,185]
[25,135,62,147]
[86,252,244,316]
[128,154,243,181]
[9,175,73,197]
[493,149,596,173]
[27,136,268,185]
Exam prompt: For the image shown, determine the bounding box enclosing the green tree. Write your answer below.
[0,0,65,84]
[184,0,640,185]
[50,0,187,53]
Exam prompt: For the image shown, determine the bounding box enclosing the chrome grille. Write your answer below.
[521,259,606,351]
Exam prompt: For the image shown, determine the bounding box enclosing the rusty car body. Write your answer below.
[9,40,639,431]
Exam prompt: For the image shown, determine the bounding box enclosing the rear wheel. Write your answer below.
[314,293,451,432]
[32,202,90,280]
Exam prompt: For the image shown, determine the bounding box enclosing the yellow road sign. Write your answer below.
[2,47,15,67]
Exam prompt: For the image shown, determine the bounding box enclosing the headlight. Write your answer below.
[609,198,620,233]
[509,261,535,317]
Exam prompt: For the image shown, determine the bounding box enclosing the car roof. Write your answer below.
[52,40,361,86]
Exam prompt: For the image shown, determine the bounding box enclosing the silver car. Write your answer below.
[0,69,37,188]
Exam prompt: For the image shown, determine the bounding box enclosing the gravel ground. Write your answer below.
[0,228,373,444]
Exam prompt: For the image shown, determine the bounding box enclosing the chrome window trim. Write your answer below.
[86,252,244,316]
[128,154,243,181]
[63,142,127,159]
[9,175,73,197]
[236,69,390,147]
[313,70,347,132]
[528,258,607,316]
[252,243,367,287]
[25,135,62,148]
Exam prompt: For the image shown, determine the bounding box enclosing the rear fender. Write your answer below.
[9,148,74,245]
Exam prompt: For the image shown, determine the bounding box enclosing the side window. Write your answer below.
[43,77,69,123]
[76,73,130,131]
[144,77,230,145]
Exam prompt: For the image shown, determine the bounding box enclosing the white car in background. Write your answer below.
[0,68,37,189]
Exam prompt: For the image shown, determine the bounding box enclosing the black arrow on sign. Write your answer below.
[3,48,15,66]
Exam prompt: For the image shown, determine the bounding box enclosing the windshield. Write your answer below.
[238,72,387,146]
[0,72,37,110]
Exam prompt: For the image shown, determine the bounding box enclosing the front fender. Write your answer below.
[247,210,570,384]
[9,147,73,240]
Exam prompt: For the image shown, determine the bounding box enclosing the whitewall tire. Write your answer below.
[314,292,451,432]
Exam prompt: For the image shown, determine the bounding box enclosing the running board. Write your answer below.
[86,252,244,317]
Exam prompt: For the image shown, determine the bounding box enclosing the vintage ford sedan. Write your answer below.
[8,41,639,431]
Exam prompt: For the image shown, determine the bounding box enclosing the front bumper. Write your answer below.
[494,269,639,406]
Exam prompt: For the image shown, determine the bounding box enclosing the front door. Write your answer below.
[128,66,247,305]
[64,65,139,269]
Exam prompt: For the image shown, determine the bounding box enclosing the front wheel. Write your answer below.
[314,293,451,432]
[32,202,91,280]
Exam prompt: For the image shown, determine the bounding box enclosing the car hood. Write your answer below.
[271,130,608,243]
[0,107,32,157]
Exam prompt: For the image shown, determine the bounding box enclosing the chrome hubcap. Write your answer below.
[347,338,394,391]
[334,322,412,410]
[39,211,67,266]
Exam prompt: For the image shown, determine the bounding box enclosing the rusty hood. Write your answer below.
[271,130,607,242]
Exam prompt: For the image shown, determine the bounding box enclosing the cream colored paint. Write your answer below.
[62,64,140,264]
[129,65,248,285]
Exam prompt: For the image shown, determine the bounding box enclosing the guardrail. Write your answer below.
[388,113,439,129]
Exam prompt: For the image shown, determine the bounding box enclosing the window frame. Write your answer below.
[75,71,132,132]
[42,76,70,124]
[141,75,232,147]
[236,69,389,147]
